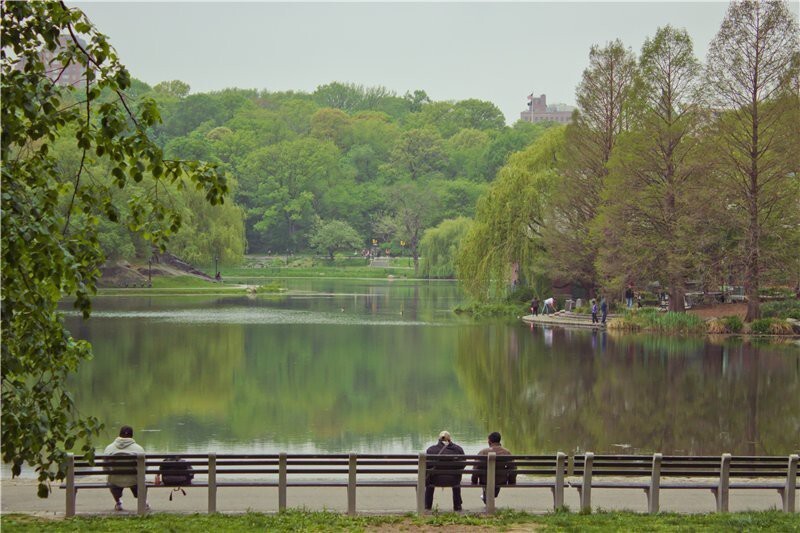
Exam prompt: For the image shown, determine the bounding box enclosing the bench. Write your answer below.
[61,452,797,516]
[571,453,799,513]
[62,452,568,516]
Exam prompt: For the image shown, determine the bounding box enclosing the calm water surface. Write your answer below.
[65,279,800,457]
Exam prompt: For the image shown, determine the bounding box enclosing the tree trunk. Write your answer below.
[412,248,419,276]
[669,285,685,313]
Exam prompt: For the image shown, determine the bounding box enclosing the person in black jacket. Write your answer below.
[424,430,465,511]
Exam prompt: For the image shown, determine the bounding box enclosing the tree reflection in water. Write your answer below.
[456,325,800,455]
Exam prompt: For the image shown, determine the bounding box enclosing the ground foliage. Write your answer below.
[2,510,800,532]
[1,1,226,496]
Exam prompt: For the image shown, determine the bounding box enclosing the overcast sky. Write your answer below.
[73,1,798,124]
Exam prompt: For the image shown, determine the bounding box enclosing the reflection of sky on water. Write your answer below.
[64,308,439,326]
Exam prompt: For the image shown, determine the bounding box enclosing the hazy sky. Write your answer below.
[73,1,797,124]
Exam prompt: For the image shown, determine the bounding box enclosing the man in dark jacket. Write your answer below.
[424,430,465,511]
[471,432,516,504]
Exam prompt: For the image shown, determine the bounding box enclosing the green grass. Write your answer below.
[223,267,414,280]
[2,510,799,532]
[609,309,707,335]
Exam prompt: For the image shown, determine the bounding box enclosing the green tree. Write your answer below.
[420,217,472,278]
[596,26,705,311]
[240,138,341,251]
[1,2,226,496]
[458,127,565,300]
[308,219,364,260]
[383,182,440,274]
[153,79,190,98]
[543,40,636,297]
[705,0,800,321]
[390,128,447,180]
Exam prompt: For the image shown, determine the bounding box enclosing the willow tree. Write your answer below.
[2,2,226,495]
[543,40,637,297]
[705,0,800,321]
[457,126,564,300]
[419,217,472,279]
[596,26,705,311]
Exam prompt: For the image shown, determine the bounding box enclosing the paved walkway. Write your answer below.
[2,479,794,517]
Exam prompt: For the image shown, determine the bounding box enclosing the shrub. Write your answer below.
[768,320,794,335]
[607,317,640,331]
[761,300,800,320]
[707,319,727,334]
[749,318,773,335]
[721,315,743,333]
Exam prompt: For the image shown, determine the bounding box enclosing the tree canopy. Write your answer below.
[1,1,227,496]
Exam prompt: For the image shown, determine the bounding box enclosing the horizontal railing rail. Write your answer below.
[61,451,798,517]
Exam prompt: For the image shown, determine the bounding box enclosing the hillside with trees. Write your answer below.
[114,81,554,271]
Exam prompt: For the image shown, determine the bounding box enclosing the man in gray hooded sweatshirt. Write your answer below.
[104,425,147,511]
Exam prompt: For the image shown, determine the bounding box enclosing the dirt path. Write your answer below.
[687,303,747,320]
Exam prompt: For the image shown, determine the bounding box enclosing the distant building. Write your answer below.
[16,35,88,88]
[520,93,574,124]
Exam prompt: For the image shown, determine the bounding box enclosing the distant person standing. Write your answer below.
[104,425,149,512]
[531,297,539,316]
[424,431,466,512]
[625,285,634,308]
[600,298,608,324]
[591,300,598,324]
[543,297,556,315]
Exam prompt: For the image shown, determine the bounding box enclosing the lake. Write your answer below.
[65,279,800,458]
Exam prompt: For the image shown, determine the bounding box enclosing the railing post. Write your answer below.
[486,452,496,514]
[581,452,594,513]
[278,452,287,511]
[553,452,566,510]
[136,453,147,515]
[648,453,662,514]
[207,453,217,514]
[348,453,357,516]
[417,452,426,516]
[785,454,798,513]
[717,453,731,513]
[65,453,76,517]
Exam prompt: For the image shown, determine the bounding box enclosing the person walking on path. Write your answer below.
[424,430,465,511]
[471,432,516,505]
[600,298,608,324]
[104,425,149,512]
[591,300,598,324]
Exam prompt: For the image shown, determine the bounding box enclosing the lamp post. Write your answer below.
[214,255,219,280]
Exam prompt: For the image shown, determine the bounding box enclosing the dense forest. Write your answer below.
[96,79,553,269]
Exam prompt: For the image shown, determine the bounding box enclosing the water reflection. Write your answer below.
[64,281,800,458]
[457,326,800,455]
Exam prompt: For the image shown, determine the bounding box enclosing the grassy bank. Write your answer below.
[3,510,799,532]
[608,308,707,335]
[218,255,420,280]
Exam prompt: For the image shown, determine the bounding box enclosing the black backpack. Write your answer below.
[159,457,194,499]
